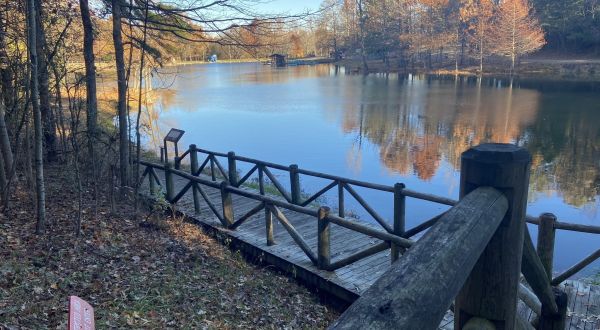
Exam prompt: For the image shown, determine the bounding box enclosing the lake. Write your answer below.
[133,62,600,277]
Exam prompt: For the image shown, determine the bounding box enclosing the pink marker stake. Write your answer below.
[68,296,95,330]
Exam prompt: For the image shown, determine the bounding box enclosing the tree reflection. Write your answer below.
[341,75,599,207]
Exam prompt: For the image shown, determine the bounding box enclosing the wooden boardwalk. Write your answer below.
[145,168,600,329]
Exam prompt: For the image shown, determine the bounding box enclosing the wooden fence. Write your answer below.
[138,143,600,329]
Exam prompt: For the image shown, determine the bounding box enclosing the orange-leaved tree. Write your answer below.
[460,0,495,73]
[493,0,546,72]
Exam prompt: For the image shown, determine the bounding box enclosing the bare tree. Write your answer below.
[27,0,46,234]
[112,0,129,187]
[79,0,100,213]
[79,0,98,164]
[357,0,368,73]
[34,0,59,162]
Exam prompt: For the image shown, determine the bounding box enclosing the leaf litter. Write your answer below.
[0,165,338,329]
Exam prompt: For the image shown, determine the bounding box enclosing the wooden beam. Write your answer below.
[551,248,600,285]
[521,227,558,313]
[268,204,317,264]
[329,187,508,330]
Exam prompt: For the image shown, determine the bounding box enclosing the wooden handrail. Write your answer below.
[330,187,509,329]
[551,248,600,286]
[169,147,600,235]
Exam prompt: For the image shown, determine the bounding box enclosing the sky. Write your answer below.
[252,0,323,13]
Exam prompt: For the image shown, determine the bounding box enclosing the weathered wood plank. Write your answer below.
[330,187,508,330]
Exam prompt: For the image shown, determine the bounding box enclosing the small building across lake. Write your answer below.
[269,54,286,67]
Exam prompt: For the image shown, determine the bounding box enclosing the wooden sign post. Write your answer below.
[163,128,185,165]
[68,296,95,330]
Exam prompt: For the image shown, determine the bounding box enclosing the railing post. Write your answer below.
[174,156,181,170]
[189,144,201,214]
[265,203,275,246]
[220,181,234,226]
[163,140,168,164]
[338,181,345,217]
[537,212,556,280]
[160,147,165,163]
[391,183,406,262]
[227,151,238,186]
[455,143,531,330]
[289,164,301,205]
[318,206,331,270]
[538,288,568,330]
[258,166,265,194]
[209,156,216,181]
[164,163,174,203]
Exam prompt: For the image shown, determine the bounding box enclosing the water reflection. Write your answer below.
[147,64,599,210]
[140,63,599,273]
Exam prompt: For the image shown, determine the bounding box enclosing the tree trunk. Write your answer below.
[79,0,99,213]
[134,0,150,217]
[357,0,368,73]
[0,138,5,205]
[34,0,58,162]
[24,119,34,190]
[112,0,129,186]
[27,0,46,234]
[0,11,13,112]
[79,0,97,162]
[0,99,12,178]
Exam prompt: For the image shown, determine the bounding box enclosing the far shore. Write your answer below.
[335,57,600,80]
[68,55,600,82]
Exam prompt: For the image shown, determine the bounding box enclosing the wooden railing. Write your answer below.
[331,144,568,329]
[173,144,600,284]
[138,143,600,329]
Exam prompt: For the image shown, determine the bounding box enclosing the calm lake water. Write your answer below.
[136,63,599,277]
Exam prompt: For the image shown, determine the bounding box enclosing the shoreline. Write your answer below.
[334,58,600,81]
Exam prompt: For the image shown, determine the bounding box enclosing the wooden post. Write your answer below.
[160,147,165,163]
[163,140,168,164]
[189,144,201,214]
[391,183,406,262]
[265,203,275,246]
[220,181,234,226]
[164,163,174,203]
[538,288,568,330]
[338,181,345,217]
[258,166,265,194]
[209,156,216,181]
[318,206,331,270]
[227,151,238,186]
[289,164,301,205]
[455,143,531,330]
[537,212,556,280]
[174,156,180,170]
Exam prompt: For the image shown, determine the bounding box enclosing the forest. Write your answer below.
[85,0,600,73]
